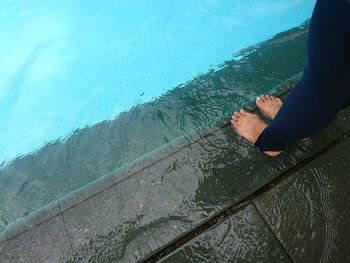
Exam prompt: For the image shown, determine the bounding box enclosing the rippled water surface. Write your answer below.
[0,0,315,229]
[254,136,350,262]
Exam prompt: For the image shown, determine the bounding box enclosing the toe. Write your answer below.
[239,109,247,115]
[234,111,242,118]
[231,119,239,129]
[231,112,240,120]
[231,111,238,119]
[256,97,263,107]
[233,122,240,129]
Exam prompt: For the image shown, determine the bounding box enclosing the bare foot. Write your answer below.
[256,95,283,120]
[231,109,282,157]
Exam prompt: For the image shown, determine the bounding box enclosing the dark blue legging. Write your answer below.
[255,0,350,152]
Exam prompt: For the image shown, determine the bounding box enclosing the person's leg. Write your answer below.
[254,0,350,152]
[341,94,350,110]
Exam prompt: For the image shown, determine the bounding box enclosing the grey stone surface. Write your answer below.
[0,214,71,263]
[62,102,350,263]
[3,95,350,263]
[160,203,291,263]
[63,150,228,263]
[0,201,60,243]
[215,106,350,203]
[255,137,350,263]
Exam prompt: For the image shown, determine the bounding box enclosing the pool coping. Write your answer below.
[0,74,301,244]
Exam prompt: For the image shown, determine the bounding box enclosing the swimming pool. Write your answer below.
[0,0,315,231]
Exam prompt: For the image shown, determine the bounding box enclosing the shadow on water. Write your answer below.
[0,22,308,230]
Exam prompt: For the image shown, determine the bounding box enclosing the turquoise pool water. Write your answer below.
[0,0,315,230]
[1,0,315,163]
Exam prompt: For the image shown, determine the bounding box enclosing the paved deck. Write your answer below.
[160,120,350,263]
[1,23,350,262]
[2,96,350,263]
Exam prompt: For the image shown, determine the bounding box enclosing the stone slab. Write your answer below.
[160,203,291,263]
[214,105,350,204]
[62,150,228,263]
[61,103,350,263]
[3,90,350,263]
[0,213,71,263]
[254,136,350,262]
[0,201,61,242]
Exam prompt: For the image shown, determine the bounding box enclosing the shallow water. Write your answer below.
[160,204,291,262]
[0,1,315,230]
[254,136,350,263]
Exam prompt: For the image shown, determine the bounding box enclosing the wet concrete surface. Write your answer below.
[0,103,345,263]
[159,204,291,263]
[145,109,350,263]
[62,152,228,263]
[215,100,350,204]
[254,136,350,262]
[0,213,71,263]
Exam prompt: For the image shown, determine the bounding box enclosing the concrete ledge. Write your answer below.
[0,74,299,245]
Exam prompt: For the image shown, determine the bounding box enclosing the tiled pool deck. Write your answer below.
[1,91,350,263]
[160,114,350,263]
[1,24,350,262]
